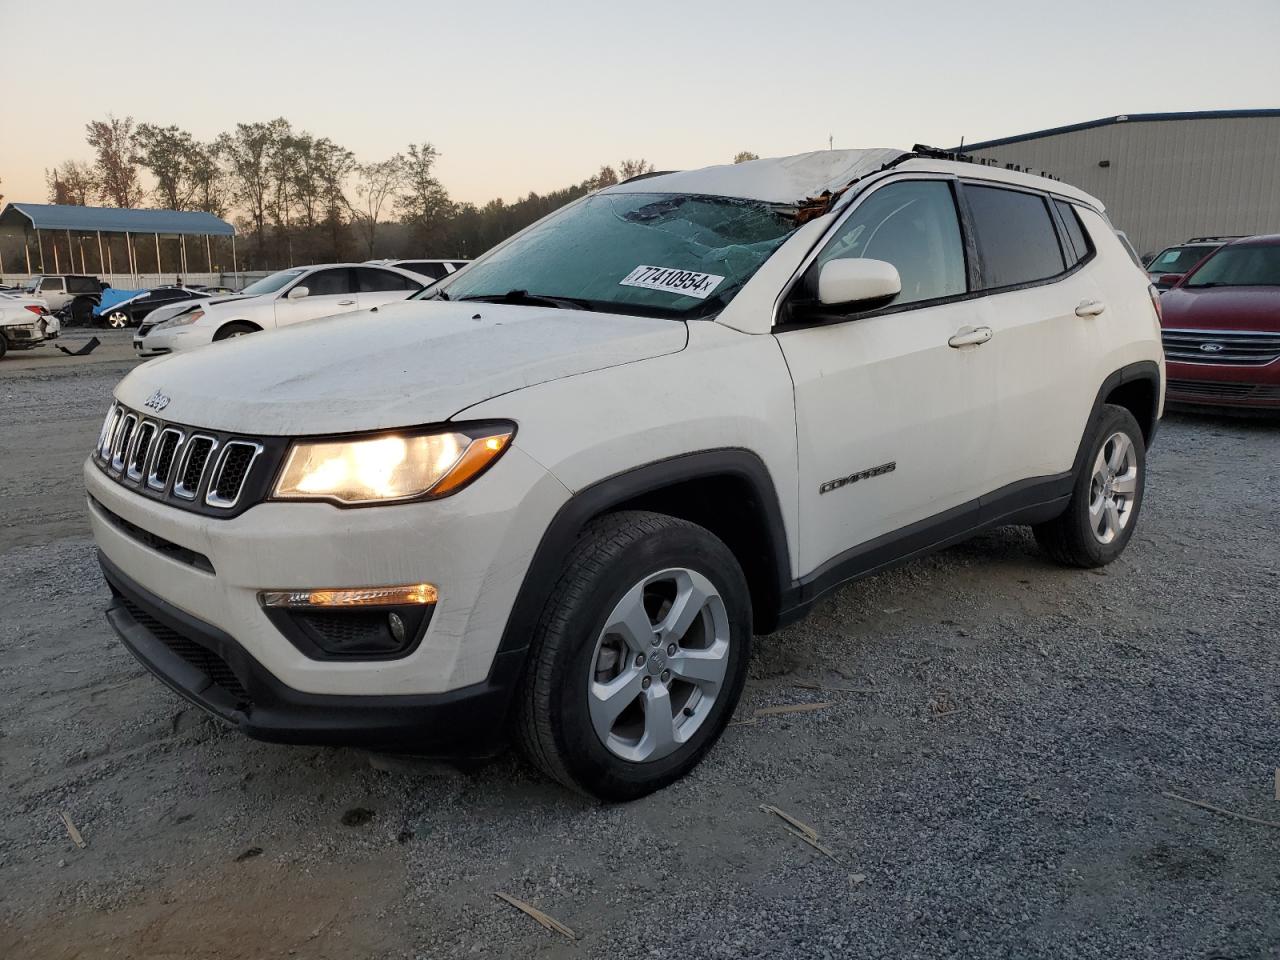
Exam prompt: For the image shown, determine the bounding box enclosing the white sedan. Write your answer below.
[0,295,58,360]
[133,263,426,357]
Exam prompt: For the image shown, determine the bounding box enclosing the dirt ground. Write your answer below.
[1,331,1277,959]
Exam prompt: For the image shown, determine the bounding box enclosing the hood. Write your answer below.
[115,299,688,434]
[1160,286,1280,332]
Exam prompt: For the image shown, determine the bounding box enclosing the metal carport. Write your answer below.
[0,203,237,281]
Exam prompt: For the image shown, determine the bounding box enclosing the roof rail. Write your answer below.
[909,144,976,164]
[619,169,679,185]
[1185,235,1245,243]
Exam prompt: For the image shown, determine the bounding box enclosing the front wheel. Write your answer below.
[213,321,259,341]
[106,311,130,329]
[1034,403,1146,567]
[516,511,752,800]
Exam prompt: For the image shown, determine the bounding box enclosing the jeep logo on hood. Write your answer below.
[144,389,171,412]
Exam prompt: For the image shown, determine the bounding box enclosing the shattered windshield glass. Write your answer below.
[431,192,797,319]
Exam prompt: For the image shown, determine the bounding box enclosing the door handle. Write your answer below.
[337,300,356,306]
[948,325,993,348]
[1075,299,1106,317]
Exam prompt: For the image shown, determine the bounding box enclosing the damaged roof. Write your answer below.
[603,149,908,206]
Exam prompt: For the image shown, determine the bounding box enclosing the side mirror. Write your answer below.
[1157,273,1183,288]
[818,258,902,308]
[286,285,309,300]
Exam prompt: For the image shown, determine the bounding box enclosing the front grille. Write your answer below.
[1162,329,1280,365]
[1167,379,1280,403]
[92,402,283,518]
[120,596,251,703]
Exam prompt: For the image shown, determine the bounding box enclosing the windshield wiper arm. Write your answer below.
[455,289,591,310]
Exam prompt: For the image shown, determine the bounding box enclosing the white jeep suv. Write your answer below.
[87,149,1164,800]
[133,263,425,356]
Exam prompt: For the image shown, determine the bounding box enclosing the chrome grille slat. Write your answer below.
[147,428,185,491]
[1162,328,1280,366]
[126,421,157,482]
[173,436,218,500]
[205,441,264,509]
[110,414,137,472]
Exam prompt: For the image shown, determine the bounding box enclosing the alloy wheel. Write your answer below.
[108,312,129,329]
[587,567,730,763]
[1088,431,1138,544]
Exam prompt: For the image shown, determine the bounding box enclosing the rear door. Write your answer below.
[354,267,423,309]
[274,268,359,327]
[775,176,998,576]
[961,183,1104,487]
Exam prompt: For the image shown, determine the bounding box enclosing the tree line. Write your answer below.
[39,115,748,268]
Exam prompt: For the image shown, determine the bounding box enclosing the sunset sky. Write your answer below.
[2,0,1278,208]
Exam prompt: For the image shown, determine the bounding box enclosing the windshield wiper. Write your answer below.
[455,289,591,310]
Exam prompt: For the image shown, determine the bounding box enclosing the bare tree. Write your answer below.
[85,115,143,207]
[348,156,406,258]
[396,142,452,251]
[219,120,285,251]
[618,158,655,180]
[46,161,98,205]
[733,151,760,164]
[134,123,207,209]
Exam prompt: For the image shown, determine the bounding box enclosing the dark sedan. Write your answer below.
[96,287,209,329]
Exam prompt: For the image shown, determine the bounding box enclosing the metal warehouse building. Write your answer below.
[956,109,1280,257]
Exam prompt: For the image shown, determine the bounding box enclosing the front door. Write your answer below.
[774,177,998,578]
[275,267,360,328]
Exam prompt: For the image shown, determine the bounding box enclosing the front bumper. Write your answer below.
[101,552,524,754]
[1165,358,1280,412]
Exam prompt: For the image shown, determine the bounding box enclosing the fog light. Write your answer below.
[388,612,406,644]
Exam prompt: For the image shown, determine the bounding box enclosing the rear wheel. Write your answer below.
[106,311,130,329]
[1034,404,1146,567]
[516,511,752,800]
[0,334,7,360]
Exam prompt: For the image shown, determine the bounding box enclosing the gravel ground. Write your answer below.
[2,334,1278,959]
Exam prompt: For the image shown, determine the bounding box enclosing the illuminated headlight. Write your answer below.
[271,424,514,505]
[157,308,203,329]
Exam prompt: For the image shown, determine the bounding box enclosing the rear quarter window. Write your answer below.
[1054,200,1093,266]
[966,185,1066,289]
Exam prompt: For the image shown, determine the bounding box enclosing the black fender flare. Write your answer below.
[1070,360,1162,481]
[494,448,792,660]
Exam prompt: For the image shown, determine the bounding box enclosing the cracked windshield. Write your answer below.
[432,192,798,319]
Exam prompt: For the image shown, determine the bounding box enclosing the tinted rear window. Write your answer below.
[967,185,1065,289]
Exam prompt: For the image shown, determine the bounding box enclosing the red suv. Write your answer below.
[1160,235,1280,414]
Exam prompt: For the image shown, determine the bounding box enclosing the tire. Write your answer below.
[1034,404,1146,568]
[70,296,95,327]
[516,510,752,801]
[213,321,259,341]
[0,335,7,360]
[106,311,130,329]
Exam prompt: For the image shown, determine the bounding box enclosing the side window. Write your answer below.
[402,262,448,280]
[1054,200,1092,267]
[41,277,63,292]
[966,185,1065,289]
[67,276,98,294]
[810,180,966,308]
[356,268,421,292]
[302,269,354,296]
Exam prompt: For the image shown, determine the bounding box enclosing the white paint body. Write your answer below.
[90,151,1163,698]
